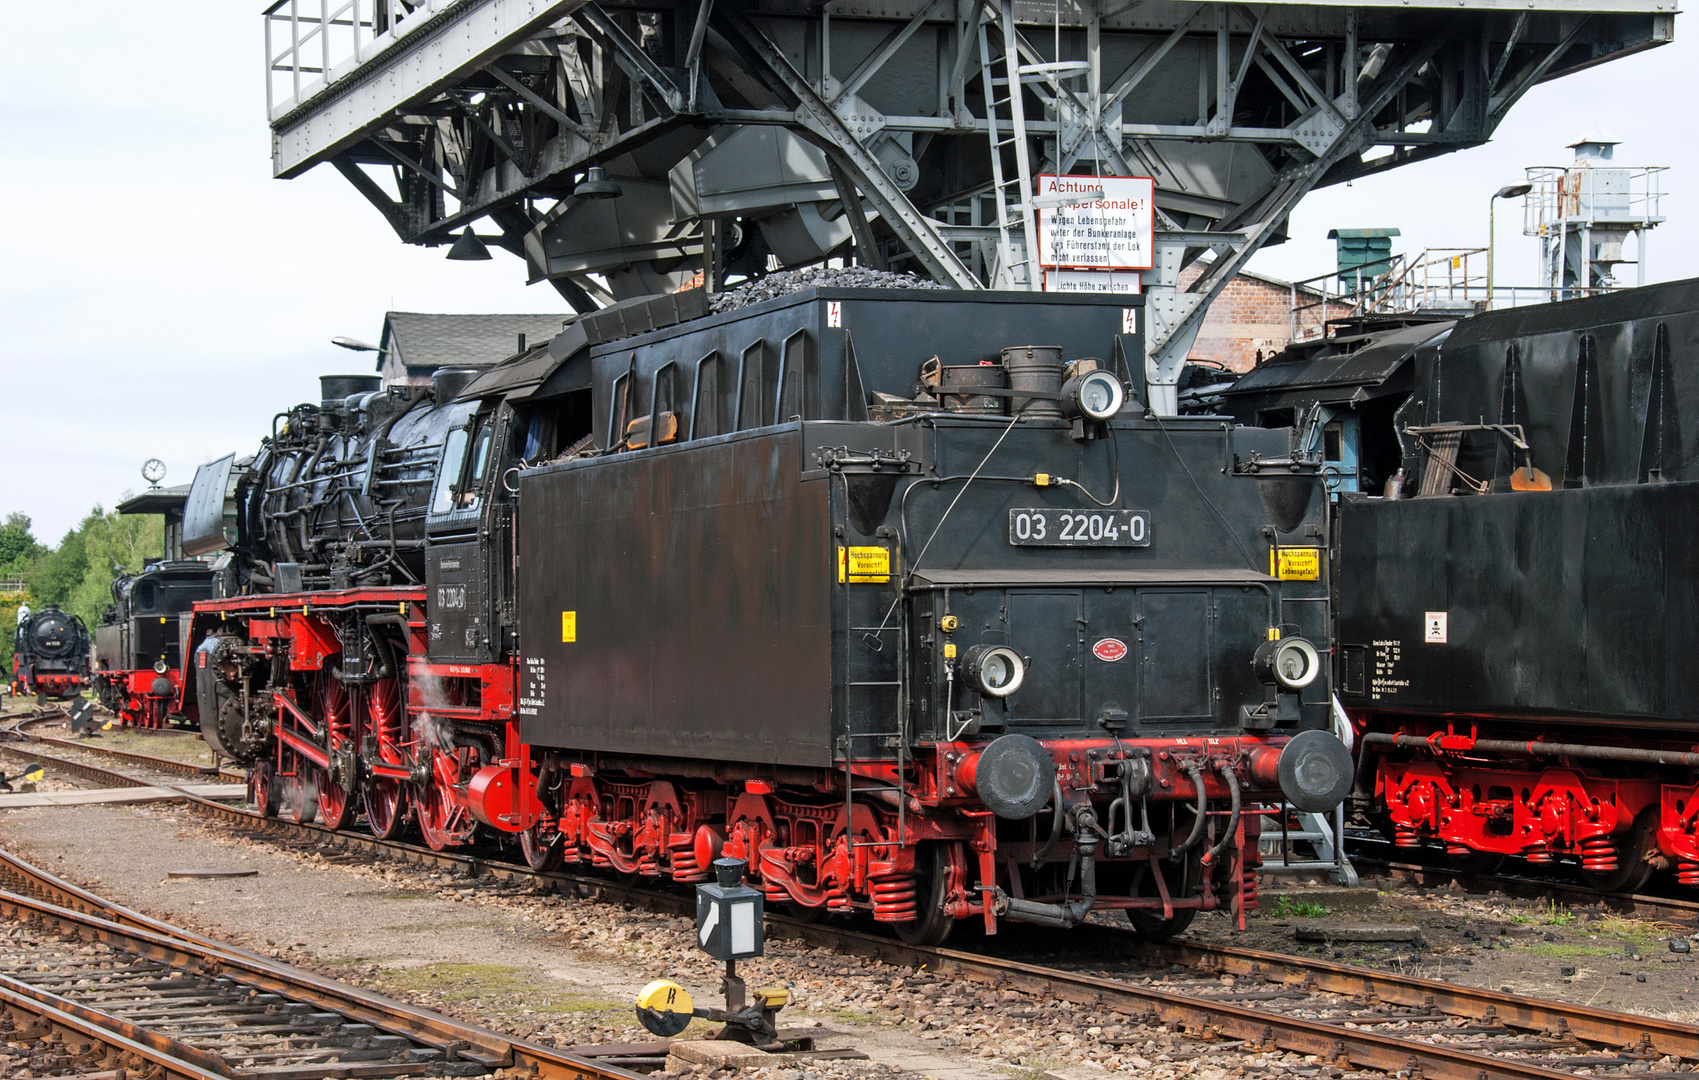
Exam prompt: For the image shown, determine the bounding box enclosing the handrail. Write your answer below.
[264,0,449,118]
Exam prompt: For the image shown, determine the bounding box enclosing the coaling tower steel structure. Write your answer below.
[265,0,1672,411]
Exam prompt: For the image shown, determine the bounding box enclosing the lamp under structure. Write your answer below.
[263,0,1675,406]
[445,228,492,261]
[573,166,623,200]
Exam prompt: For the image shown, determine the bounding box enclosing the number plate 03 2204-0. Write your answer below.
[1008,508,1151,547]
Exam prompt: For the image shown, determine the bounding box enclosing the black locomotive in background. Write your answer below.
[12,604,91,702]
[1225,277,1699,891]
[92,561,213,728]
[176,284,1350,943]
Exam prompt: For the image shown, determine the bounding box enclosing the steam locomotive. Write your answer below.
[92,561,214,728]
[178,286,1351,942]
[1224,277,1699,891]
[12,604,91,702]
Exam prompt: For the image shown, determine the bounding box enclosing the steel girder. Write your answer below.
[267,0,1673,379]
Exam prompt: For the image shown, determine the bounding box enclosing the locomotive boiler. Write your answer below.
[181,286,1351,941]
[13,604,91,702]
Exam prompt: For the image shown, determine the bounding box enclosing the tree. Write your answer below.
[67,506,164,630]
[30,516,93,607]
[0,513,42,674]
[0,513,41,579]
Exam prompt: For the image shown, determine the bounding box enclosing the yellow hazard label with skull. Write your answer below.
[838,546,892,584]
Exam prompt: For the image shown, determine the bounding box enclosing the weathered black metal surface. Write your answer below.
[1396,277,1699,490]
[514,288,1331,766]
[517,428,836,765]
[1336,481,1699,725]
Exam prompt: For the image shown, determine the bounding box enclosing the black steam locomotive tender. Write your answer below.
[500,287,1350,941]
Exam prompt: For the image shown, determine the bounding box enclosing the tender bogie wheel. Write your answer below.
[893,843,956,947]
[519,824,565,873]
[363,780,409,840]
[787,901,826,924]
[1126,857,1199,941]
[1126,905,1197,940]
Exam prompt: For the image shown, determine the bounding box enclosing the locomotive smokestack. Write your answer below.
[320,375,381,412]
[431,366,482,402]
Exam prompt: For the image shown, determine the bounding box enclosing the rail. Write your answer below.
[0,847,643,1079]
[17,723,1699,1077]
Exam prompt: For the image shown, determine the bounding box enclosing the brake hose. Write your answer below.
[1170,763,1209,858]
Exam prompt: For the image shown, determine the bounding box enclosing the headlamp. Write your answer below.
[1253,636,1321,690]
[962,644,1026,698]
[1060,370,1125,422]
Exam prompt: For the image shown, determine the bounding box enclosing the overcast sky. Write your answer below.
[1,4,1692,543]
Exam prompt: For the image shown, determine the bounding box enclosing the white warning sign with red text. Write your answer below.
[1035,175,1155,270]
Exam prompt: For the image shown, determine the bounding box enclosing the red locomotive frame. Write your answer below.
[189,587,1303,936]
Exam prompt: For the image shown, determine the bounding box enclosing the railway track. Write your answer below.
[14,736,1699,1079]
[1,709,246,785]
[1352,846,1699,925]
[0,846,641,1079]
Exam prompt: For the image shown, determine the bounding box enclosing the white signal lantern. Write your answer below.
[1061,370,1126,422]
[1254,636,1321,690]
[963,644,1026,698]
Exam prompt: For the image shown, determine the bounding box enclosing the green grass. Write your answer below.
[1268,896,1330,918]
[379,963,624,1014]
[834,1008,878,1025]
[1525,943,1615,958]
[1509,900,1577,926]
[383,890,439,900]
[1003,1054,1061,1080]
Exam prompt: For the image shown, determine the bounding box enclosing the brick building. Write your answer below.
[1179,262,1352,373]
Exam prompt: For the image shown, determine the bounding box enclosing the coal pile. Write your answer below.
[710,266,947,313]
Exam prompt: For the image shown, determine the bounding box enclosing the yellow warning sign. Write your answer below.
[1273,547,1322,581]
[561,611,577,642]
[838,545,892,584]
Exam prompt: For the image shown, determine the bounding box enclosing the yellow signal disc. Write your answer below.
[637,979,693,1015]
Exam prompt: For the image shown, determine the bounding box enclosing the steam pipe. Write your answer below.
[1361,732,1699,769]
[1000,805,1101,928]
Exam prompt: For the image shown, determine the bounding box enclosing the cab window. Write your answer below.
[429,426,471,516]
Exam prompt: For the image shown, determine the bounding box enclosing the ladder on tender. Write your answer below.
[1261,801,1359,887]
[1260,694,1360,886]
[977,14,1039,289]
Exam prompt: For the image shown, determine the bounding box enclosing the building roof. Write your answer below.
[378,312,575,375]
[116,485,191,517]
